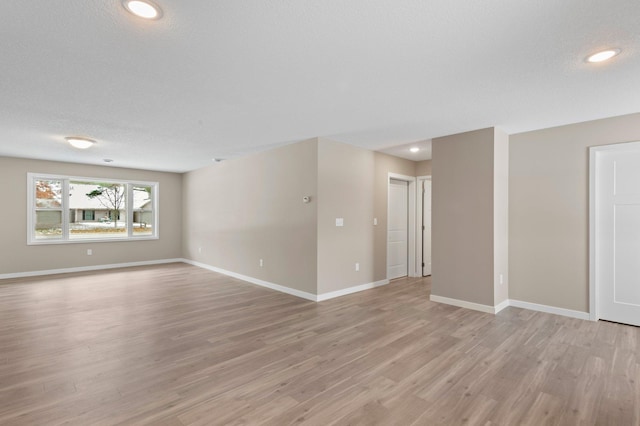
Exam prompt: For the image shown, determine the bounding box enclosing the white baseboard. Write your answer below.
[3,260,591,322]
[430,294,498,314]
[430,294,590,320]
[317,279,390,302]
[182,259,318,302]
[2,257,394,304]
[494,299,510,314]
[0,258,184,280]
[509,299,590,321]
[183,259,391,303]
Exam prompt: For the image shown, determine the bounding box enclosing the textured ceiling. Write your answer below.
[0,0,639,172]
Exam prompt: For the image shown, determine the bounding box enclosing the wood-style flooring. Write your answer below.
[1,263,639,425]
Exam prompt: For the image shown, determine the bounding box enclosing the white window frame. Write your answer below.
[27,173,159,245]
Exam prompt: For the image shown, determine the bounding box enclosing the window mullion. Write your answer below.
[153,184,159,238]
[27,174,35,244]
[62,179,70,241]
[127,184,133,238]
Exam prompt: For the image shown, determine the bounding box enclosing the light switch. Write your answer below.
[336,218,344,227]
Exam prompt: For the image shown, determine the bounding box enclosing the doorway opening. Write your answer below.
[387,173,417,280]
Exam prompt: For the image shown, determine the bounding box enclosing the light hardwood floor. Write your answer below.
[1,263,639,425]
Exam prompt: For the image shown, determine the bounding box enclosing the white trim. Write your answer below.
[27,172,160,245]
[589,140,640,322]
[430,294,590,319]
[317,279,390,302]
[182,259,318,301]
[494,299,510,314]
[589,146,598,321]
[387,173,418,278]
[416,175,431,278]
[2,257,392,304]
[1,258,596,321]
[430,294,498,314]
[509,299,590,321]
[183,260,390,303]
[0,258,183,280]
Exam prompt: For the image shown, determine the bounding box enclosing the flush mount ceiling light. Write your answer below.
[66,137,96,150]
[123,0,162,19]
[586,48,621,63]
[410,147,420,153]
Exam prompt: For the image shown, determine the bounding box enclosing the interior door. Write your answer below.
[422,179,432,276]
[597,148,640,326]
[388,178,408,279]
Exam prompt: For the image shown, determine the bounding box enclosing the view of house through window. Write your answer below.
[132,185,154,237]
[35,179,63,238]
[29,174,157,244]
[69,181,127,239]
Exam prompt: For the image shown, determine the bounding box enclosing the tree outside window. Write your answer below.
[28,174,158,244]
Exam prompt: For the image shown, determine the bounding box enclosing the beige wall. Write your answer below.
[182,139,319,294]
[416,160,432,176]
[0,157,183,275]
[432,128,496,306]
[509,112,640,312]
[317,139,375,293]
[373,152,417,281]
[3,136,423,299]
[182,138,417,296]
[493,128,509,305]
[7,111,640,310]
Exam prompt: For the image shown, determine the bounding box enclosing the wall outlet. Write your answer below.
[87,249,92,256]
[355,262,360,272]
[260,259,264,267]
[198,247,202,254]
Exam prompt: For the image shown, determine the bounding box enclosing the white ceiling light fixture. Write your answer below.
[410,147,420,153]
[586,48,621,63]
[66,137,96,150]
[123,0,162,20]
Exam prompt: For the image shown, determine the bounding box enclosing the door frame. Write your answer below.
[387,173,417,279]
[416,175,431,277]
[589,140,640,321]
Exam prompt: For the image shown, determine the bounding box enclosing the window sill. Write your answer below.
[27,236,160,245]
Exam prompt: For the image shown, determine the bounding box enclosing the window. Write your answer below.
[34,178,63,239]
[82,210,95,221]
[28,173,158,244]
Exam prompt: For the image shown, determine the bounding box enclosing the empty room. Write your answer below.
[1,1,640,424]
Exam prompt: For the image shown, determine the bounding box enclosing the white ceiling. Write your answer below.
[378,140,432,162]
[0,1,639,172]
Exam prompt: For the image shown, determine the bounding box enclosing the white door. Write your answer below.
[422,180,432,276]
[388,178,408,279]
[596,147,640,326]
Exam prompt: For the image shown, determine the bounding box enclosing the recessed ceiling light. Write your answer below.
[123,0,162,20]
[410,147,420,153]
[66,137,96,150]
[586,49,621,63]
